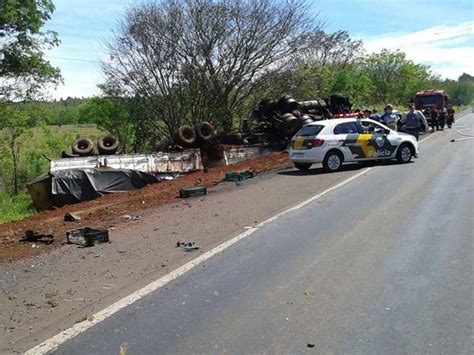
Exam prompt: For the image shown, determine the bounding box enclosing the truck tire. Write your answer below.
[278,95,298,113]
[72,138,94,156]
[396,143,413,163]
[280,113,300,137]
[195,122,215,143]
[175,126,197,147]
[97,135,120,155]
[294,162,312,171]
[323,150,343,172]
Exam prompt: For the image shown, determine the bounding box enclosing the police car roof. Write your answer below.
[306,118,363,126]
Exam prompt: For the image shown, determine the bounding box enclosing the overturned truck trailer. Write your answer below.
[27,151,203,210]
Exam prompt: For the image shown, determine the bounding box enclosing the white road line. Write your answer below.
[25,168,373,354]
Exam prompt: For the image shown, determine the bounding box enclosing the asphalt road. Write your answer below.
[53,114,473,354]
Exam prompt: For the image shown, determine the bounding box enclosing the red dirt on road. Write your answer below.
[0,152,291,264]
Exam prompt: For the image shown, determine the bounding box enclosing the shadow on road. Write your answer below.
[279,160,412,176]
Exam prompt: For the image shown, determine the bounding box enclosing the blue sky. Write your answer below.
[45,0,474,98]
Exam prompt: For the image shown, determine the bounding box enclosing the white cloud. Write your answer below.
[362,22,474,79]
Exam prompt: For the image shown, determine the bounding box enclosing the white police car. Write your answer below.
[289,118,419,172]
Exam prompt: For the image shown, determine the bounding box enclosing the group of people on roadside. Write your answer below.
[358,104,455,141]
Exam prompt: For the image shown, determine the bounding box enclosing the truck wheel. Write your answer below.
[195,122,215,143]
[294,162,312,171]
[323,150,343,172]
[175,126,197,147]
[97,135,119,155]
[397,143,413,163]
[72,138,94,156]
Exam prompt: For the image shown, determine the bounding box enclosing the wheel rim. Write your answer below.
[401,146,411,162]
[328,154,341,170]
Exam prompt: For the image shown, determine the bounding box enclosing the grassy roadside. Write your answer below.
[0,124,105,224]
[0,190,36,224]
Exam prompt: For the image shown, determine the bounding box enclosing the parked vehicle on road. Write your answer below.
[289,118,419,172]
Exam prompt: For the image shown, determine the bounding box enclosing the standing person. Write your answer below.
[400,104,428,140]
[447,105,455,128]
[430,108,439,131]
[379,104,398,130]
[370,108,380,122]
[363,108,371,118]
[438,108,447,131]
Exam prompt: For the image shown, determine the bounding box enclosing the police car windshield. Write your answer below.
[296,125,324,137]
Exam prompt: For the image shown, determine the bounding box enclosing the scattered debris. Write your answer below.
[119,343,128,355]
[176,241,200,251]
[179,186,207,198]
[20,230,54,245]
[122,214,141,221]
[64,212,81,222]
[66,227,109,247]
[225,170,256,182]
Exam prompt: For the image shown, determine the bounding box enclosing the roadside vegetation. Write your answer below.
[1,0,473,224]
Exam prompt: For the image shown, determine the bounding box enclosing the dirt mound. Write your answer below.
[0,152,291,264]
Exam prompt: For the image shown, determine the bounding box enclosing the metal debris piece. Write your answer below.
[176,241,200,251]
[21,230,54,245]
[122,214,141,221]
[66,227,109,247]
[64,212,81,222]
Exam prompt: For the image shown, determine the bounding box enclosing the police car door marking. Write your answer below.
[342,133,398,159]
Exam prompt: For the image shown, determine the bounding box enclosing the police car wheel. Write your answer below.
[323,151,343,172]
[397,144,413,163]
[294,162,312,171]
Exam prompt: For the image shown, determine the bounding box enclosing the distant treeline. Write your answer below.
[16,73,474,129]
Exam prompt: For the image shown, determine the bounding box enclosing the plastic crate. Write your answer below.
[179,186,207,198]
[225,170,256,182]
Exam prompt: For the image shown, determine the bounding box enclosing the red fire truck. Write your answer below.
[414,89,448,123]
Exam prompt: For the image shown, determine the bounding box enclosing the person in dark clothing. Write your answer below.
[438,108,447,131]
[447,105,455,128]
[430,109,439,131]
[400,104,428,140]
[369,108,380,122]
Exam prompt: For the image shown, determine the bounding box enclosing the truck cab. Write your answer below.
[414,89,448,123]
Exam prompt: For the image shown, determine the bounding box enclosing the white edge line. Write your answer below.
[25,167,373,354]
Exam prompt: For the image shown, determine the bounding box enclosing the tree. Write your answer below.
[0,104,31,194]
[79,95,135,152]
[103,0,317,141]
[0,0,61,101]
[241,30,364,104]
[362,49,431,104]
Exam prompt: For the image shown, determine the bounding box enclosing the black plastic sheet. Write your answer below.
[51,169,158,207]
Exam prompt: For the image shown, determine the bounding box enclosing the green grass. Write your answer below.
[0,190,36,224]
[0,124,107,225]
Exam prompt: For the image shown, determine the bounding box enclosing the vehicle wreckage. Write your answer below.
[27,94,354,210]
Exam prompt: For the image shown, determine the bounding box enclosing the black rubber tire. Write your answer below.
[323,150,343,172]
[195,122,215,143]
[396,143,413,163]
[72,138,94,156]
[294,162,312,171]
[97,135,119,155]
[175,126,197,146]
[280,113,299,137]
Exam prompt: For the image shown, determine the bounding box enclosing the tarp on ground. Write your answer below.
[51,168,158,207]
